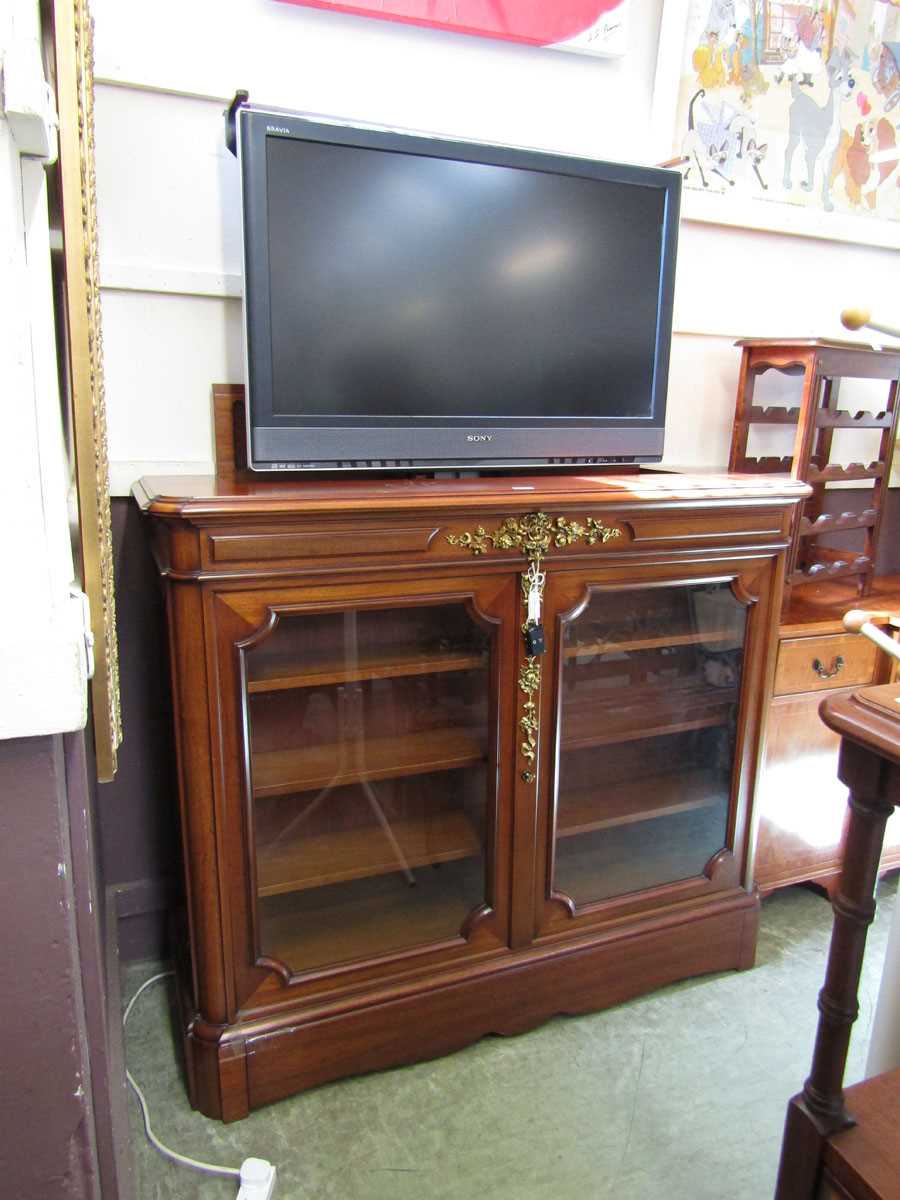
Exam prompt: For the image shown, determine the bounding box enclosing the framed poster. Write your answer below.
[652,0,900,249]
[276,0,631,57]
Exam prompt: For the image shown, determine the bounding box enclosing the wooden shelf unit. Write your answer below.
[729,338,900,612]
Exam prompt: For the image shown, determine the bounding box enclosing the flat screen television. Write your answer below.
[233,100,681,472]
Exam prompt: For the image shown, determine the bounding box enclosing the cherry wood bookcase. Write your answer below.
[136,465,806,1120]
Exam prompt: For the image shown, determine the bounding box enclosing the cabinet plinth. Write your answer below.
[137,466,806,1120]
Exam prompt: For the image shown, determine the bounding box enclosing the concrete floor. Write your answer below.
[123,878,897,1200]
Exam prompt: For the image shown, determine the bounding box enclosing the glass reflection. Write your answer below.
[244,604,491,972]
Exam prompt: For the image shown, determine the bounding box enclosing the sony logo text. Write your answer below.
[466,434,493,442]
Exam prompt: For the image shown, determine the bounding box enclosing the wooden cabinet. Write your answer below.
[137,470,806,1120]
[754,577,900,897]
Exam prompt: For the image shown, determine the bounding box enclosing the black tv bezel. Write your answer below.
[236,105,681,472]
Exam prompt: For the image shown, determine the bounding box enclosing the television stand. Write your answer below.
[135,397,807,1119]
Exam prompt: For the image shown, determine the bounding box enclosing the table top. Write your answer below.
[819,684,900,767]
[823,1067,900,1199]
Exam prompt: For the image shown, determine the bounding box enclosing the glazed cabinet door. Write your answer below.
[534,562,774,938]
[210,573,517,1011]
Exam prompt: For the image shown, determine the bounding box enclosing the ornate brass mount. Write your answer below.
[518,659,541,776]
[447,511,621,559]
[448,512,621,787]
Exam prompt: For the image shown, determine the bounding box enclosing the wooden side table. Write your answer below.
[728,339,900,613]
[774,681,900,1199]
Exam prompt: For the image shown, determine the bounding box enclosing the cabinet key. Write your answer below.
[525,622,546,656]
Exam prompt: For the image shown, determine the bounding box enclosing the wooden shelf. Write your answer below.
[554,801,727,905]
[798,510,877,538]
[564,629,736,657]
[806,462,884,484]
[248,646,486,693]
[252,728,485,798]
[562,677,737,749]
[741,455,795,474]
[744,406,892,429]
[257,809,481,895]
[746,405,801,425]
[557,768,726,836]
[789,555,873,587]
[816,410,893,429]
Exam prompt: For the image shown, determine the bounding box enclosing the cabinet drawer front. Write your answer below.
[206,525,440,565]
[774,633,878,696]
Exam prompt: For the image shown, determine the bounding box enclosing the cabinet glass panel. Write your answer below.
[243,603,491,973]
[554,582,745,905]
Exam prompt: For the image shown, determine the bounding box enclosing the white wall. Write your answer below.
[1,0,87,737]
[90,0,900,494]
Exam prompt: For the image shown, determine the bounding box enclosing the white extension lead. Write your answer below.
[124,971,278,1199]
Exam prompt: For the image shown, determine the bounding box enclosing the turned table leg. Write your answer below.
[774,738,895,1199]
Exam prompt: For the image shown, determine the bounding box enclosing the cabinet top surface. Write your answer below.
[782,575,900,635]
[735,337,900,355]
[134,470,810,520]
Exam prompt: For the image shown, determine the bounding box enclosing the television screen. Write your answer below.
[236,105,680,470]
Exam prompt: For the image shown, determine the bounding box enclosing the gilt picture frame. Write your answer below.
[53,0,122,780]
[651,0,900,250]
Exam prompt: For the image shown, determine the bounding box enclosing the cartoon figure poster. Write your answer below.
[276,0,631,57]
[667,1,900,245]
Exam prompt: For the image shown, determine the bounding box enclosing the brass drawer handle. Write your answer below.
[812,655,845,680]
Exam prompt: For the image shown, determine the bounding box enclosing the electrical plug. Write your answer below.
[236,1157,277,1200]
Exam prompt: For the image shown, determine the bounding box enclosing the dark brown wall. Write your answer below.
[97,498,179,958]
[0,735,101,1199]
